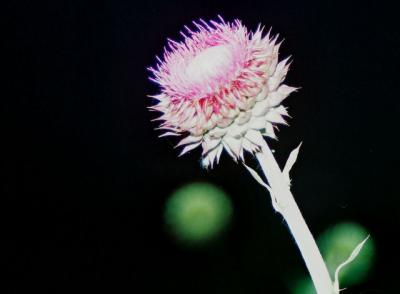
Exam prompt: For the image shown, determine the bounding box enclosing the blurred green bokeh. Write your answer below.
[319,222,375,286]
[292,277,315,294]
[164,182,233,246]
[292,222,375,294]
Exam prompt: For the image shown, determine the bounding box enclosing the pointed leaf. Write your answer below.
[243,163,270,190]
[333,235,370,293]
[282,142,302,184]
[243,163,282,212]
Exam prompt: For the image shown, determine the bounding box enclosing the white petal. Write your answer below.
[203,117,217,131]
[241,138,252,153]
[267,76,281,93]
[235,111,252,125]
[248,116,267,130]
[222,141,237,161]
[267,85,296,108]
[268,55,279,76]
[148,94,166,101]
[244,95,257,110]
[201,156,210,168]
[216,144,224,164]
[180,117,198,130]
[223,136,242,158]
[268,57,291,91]
[242,138,259,153]
[264,122,277,139]
[245,129,264,146]
[265,110,287,124]
[278,84,297,96]
[239,147,244,161]
[156,125,180,132]
[176,135,202,147]
[275,56,291,73]
[208,127,227,139]
[227,122,248,138]
[251,99,270,117]
[202,138,221,155]
[226,107,239,119]
[203,146,220,168]
[275,105,289,117]
[255,85,269,102]
[236,99,248,111]
[159,132,180,138]
[284,84,297,93]
[217,117,233,128]
[178,142,201,156]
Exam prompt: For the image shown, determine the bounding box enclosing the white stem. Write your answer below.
[255,140,334,294]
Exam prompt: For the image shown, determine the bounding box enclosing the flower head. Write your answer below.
[149,17,297,168]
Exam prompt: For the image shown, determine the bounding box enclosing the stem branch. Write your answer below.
[255,140,333,294]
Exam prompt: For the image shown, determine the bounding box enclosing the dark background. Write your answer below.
[4,0,399,293]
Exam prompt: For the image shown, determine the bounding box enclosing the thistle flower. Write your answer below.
[148,17,368,294]
[149,17,297,168]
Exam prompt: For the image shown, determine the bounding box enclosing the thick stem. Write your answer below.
[255,140,333,294]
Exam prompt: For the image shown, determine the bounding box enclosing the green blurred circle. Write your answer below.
[164,182,233,245]
[318,222,375,287]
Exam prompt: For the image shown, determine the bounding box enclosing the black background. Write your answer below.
[4,0,400,293]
